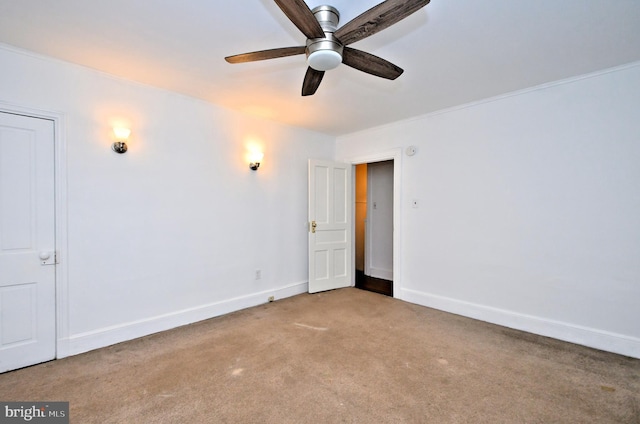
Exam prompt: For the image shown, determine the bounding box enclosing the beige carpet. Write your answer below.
[1,288,639,423]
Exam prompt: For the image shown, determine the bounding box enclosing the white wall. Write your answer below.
[336,63,640,358]
[0,45,334,357]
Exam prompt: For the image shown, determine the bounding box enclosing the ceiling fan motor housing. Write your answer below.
[306,5,343,71]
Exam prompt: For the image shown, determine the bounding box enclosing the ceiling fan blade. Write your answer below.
[225,46,306,64]
[274,0,325,39]
[302,67,325,96]
[342,47,404,80]
[335,0,430,46]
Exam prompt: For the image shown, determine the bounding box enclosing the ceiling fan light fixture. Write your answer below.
[306,5,343,71]
[306,36,343,71]
[307,49,342,71]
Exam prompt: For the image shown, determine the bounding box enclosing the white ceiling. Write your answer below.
[1,0,639,136]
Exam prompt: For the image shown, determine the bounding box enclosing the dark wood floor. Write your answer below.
[355,270,393,297]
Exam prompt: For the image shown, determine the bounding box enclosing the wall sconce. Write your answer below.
[249,151,264,171]
[112,127,131,154]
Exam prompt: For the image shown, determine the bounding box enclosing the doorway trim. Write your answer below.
[0,101,69,358]
[342,149,402,298]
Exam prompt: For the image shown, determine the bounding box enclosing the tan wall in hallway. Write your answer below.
[355,164,367,271]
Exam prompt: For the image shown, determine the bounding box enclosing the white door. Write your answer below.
[308,159,352,293]
[0,112,56,373]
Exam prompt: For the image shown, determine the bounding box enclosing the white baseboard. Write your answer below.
[400,288,640,359]
[57,281,308,358]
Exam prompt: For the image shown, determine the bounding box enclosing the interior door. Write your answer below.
[308,159,352,293]
[0,112,56,373]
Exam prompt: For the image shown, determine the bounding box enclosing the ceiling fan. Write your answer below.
[225,0,431,96]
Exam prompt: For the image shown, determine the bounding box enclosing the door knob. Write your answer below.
[39,251,55,265]
[311,221,317,234]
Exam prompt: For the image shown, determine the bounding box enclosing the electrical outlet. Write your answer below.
[255,269,261,280]
[268,296,275,302]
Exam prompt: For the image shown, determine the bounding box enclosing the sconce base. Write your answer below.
[250,162,260,171]
[112,142,128,154]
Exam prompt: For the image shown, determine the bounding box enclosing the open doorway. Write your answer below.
[355,160,393,296]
